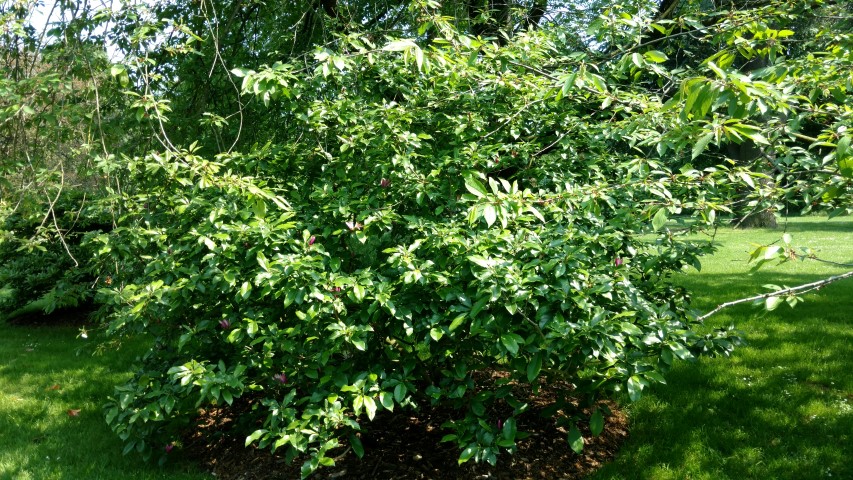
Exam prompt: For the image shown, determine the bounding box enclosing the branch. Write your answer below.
[697,270,853,322]
[788,131,819,144]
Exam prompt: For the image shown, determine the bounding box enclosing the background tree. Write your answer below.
[0,0,124,315]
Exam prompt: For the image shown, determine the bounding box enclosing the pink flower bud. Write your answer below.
[380,178,390,188]
[308,235,316,245]
[274,373,287,384]
[165,444,174,453]
[614,257,623,267]
[497,419,503,430]
[219,319,231,329]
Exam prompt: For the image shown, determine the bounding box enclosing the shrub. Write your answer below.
[0,190,106,318]
[96,29,742,477]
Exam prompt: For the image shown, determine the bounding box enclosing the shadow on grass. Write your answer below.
[590,271,853,480]
[0,325,207,479]
[682,271,853,307]
[774,219,853,234]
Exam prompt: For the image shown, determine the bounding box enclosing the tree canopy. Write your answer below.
[1,0,851,476]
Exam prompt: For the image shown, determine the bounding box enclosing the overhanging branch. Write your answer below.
[697,270,853,322]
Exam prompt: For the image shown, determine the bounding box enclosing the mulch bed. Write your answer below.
[182,374,629,480]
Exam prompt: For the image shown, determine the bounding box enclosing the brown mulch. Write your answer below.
[182,374,629,480]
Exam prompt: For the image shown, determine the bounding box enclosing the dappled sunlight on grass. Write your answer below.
[0,325,210,480]
[591,217,853,480]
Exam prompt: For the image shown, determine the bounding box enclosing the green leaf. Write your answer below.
[627,375,643,401]
[692,132,714,159]
[838,135,853,178]
[631,52,643,68]
[765,295,784,311]
[394,383,407,403]
[363,395,377,420]
[587,73,608,93]
[253,198,266,219]
[500,334,519,356]
[110,64,126,77]
[352,284,366,302]
[300,458,317,479]
[684,80,705,115]
[202,236,216,251]
[256,252,270,272]
[464,176,488,198]
[707,61,726,80]
[429,327,444,342]
[670,343,694,361]
[502,417,517,440]
[567,425,584,453]
[471,399,486,416]
[351,338,366,351]
[561,72,578,95]
[470,296,489,317]
[838,135,851,158]
[483,204,497,227]
[448,314,466,332]
[620,322,643,336]
[643,50,668,63]
[652,208,668,232]
[526,353,543,382]
[383,39,417,52]
[764,245,781,260]
[458,443,477,464]
[590,410,604,436]
[350,434,364,458]
[643,370,667,385]
[245,429,266,447]
[105,407,118,425]
[379,391,394,411]
[527,205,546,223]
[738,171,756,189]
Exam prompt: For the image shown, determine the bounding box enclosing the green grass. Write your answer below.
[0,326,211,480]
[591,216,853,480]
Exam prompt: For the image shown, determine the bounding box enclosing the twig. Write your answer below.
[482,98,543,140]
[331,446,351,461]
[801,254,853,268]
[697,270,853,322]
[787,131,819,144]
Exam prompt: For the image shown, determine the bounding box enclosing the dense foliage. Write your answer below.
[1,0,851,477]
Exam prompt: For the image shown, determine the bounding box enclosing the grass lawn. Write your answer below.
[0,325,211,480]
[591,216,853,480]
[1,216,850,480]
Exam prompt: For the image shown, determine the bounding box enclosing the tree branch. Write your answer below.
[697,270,853,322]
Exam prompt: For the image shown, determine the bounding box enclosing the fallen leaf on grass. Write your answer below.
[47,384,61,391]
[67,409,81,417]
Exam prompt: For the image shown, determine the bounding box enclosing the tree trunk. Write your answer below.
[735,210,777,228]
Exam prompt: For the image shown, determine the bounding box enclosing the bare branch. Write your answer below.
[697,270,853,322]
